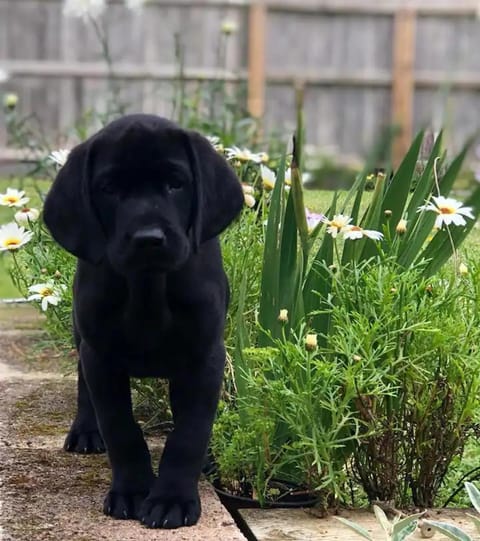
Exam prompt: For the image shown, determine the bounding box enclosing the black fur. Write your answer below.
[43,114,243,529]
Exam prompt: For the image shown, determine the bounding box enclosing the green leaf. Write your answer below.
[334,517,373,541]
[382,130,424,237]
[279,192,300,325]
[392,521,418,541]
[258,152,287,345]
[373,505,392,535]
[404,131,443,220]
[392,512,425,536]
[423,520,472,541]
[465,482,480,514]
[466,514,480,534]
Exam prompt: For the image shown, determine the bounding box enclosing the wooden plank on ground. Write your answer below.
[239,507,478,541]
[391,9,416,169]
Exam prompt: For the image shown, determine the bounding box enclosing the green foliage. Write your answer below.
[335,506,424,541]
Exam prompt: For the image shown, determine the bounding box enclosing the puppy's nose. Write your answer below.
[132,228,166,248]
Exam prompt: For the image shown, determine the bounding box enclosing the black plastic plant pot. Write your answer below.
[212,478,319,512]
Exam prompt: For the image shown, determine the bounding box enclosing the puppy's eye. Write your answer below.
[167,177,184,192]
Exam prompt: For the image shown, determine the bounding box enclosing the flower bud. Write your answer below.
[305,334,317,351]
[384,209,392,218]
[459,263,468,276]
[221,20,237,35]
[4,93,18,110]
[396,219,407,234]
[244,194,256,208]
[278,309,288,323]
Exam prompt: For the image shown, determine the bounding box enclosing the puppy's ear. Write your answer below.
[184,131,243,247]
[43,141,106,264]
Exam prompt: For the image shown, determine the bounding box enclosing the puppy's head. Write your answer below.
[43,115,243,274]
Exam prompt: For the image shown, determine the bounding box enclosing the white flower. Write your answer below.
[417,195,474,229]
[0,222,33,251]
[321,214,352,238]
[205,135,224,152]
[49,149,70,168]
[28,282,67,312]
[261,165,276,190]
[305,209,324,232]
[63,0,106,19]
[285,168,292,186]
[225,146,263,164]
[125,0,147,9]
[343,225,384,241]
[14,207,40,226]
[0,188,29,208]
[0,68,9,84]
[221,20,238,35]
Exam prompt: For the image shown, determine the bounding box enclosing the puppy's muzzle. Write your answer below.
[132,228,166,250]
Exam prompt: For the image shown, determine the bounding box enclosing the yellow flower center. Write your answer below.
[349,226,362,231]
[438,206,455,215]
[39,287,53,297]
[3,237,21,248]
[3,195,19,204]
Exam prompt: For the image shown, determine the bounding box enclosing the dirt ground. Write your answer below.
[0,305,246,541]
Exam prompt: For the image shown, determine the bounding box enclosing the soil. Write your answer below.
[0,304,246,541]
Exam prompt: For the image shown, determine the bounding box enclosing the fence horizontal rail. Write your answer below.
[3,61,480,91]
[0,0,478,15]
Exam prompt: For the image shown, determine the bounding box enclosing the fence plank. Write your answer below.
[391,9,416,168]
[247,1,267,119]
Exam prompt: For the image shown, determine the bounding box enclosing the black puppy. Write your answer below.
[43,114,243,529]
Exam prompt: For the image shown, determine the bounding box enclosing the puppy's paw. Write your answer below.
[64,426,105,454]
[103,489,148,520]
[140,493,201,529]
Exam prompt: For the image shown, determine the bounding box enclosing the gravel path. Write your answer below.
[0,307,246,541]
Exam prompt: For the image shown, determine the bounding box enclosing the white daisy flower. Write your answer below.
[0,222,33,251]
[260,165,276,190]
[28,282,67,312]
[321,214,352,238]
[205,135,224,153]
[225,146,263,164]
[417,195,474,229]
[0,188,29,208]
[14,207,40,226]
[49,149,71,168]
[63,0,106,19]
[343,225,383,241]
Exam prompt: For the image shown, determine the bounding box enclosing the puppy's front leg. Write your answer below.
[140,346,225,529]
[80,342,155,520]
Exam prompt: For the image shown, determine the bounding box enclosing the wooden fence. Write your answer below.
[0,0,479,167]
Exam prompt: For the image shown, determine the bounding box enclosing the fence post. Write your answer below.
[247,1,267,122]
[391,9,416,168]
